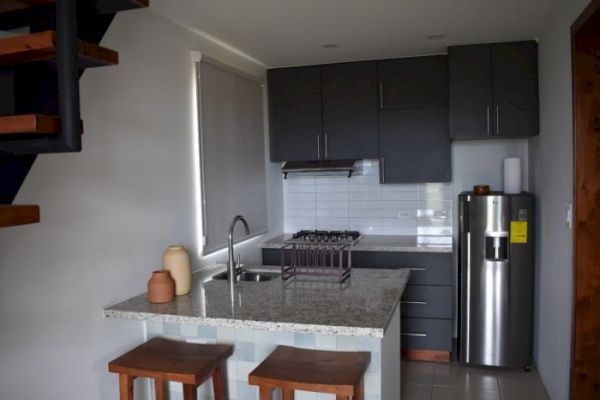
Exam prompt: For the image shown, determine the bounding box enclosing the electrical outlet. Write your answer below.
[398,210,412,218]
[566,203,573,229]
[434,210,449,219]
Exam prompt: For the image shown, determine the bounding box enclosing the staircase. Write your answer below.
[0,0,148,227]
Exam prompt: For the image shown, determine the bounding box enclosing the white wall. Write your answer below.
[530,1,589,399]
[0,9,281,400]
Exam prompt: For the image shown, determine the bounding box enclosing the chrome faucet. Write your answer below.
[227,215,250,286]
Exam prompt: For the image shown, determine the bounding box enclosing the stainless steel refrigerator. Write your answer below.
[458,192,534,368]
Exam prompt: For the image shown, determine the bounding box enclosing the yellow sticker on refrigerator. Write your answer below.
[510,221,528,243]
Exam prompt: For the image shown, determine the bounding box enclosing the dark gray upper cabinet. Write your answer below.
[448,44,493,139]
[491,41,539,138]
[449,41,539,140]
[380,108,451,183]
[268,66,322,162]
[378,55,449,109]
[322,61,379,160]
[377,55,451,183]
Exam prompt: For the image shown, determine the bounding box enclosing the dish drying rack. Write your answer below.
[280,243,352,282]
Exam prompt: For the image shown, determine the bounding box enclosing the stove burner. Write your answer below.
[291,230,361,244]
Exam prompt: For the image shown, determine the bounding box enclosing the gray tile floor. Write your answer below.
[401,361,550,400]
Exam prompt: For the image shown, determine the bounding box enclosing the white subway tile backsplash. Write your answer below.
[286,208,316,217]
[315,184,348,193]
[349,200,381,210]
[381,191,418,201]
[381,184,418,192]
[317,209,349,218]
[282,160,453,236]
[349,209,382,218]
[317,200,349,210]
[316,192,348,201]
[285,192,316,201]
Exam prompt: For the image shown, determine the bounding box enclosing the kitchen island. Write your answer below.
[105,265,409,400]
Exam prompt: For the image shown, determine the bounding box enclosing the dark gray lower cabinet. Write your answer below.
[379,108,451,183]
[401,318,453,351]
[262,249,454,353]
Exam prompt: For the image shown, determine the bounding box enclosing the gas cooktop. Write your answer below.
[284,230,362,246]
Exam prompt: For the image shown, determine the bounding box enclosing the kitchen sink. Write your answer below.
[211,270,279,282]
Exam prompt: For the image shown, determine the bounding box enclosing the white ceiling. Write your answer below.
[150,0,562,68]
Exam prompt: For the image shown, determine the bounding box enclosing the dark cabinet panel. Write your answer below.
[491,41,539,138]
[401,285,453,319]
[449,41,539,140]
[449,44,493,140]
[378,56,448,110]
[379,108,451,183]
[268,66,322,161]
[322,61,379,159]
[402,318,453,351]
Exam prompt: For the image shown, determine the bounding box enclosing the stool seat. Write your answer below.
[108,337,233,400]
[249,345,370,399]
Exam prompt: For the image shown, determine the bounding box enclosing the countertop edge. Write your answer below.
[103,309,384,338]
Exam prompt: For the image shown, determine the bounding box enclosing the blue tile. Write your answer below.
[164,323,181,336]
[237,380,258,400]
[294,333,315,348]
[197,325,217,339]
[357,336,381,352]
[366,352,380,373]
[235,341,255,362]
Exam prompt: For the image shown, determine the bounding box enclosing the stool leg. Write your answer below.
[282,388,295,400]
[183,384,198,400]
[212,364,225,400]
[118,374,134,400]
[154,379,167,400]
[353,378,364,400]
[259,385,274,400]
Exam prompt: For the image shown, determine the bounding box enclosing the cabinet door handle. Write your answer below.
[402,332,427,337]
[324,134,328,159]
[380,156,385,183]
[486,106,491,136]
[379,82,384,109]
[401,301,428,305]
[317,134,321,159]
[496,106,500,135]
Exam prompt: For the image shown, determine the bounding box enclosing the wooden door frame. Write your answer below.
[570,1,600,399]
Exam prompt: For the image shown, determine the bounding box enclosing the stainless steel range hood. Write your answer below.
[281,160,356,179]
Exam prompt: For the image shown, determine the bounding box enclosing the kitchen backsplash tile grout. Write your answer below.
[283,160,453,235]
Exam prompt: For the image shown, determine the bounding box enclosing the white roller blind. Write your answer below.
[197,59,267,255]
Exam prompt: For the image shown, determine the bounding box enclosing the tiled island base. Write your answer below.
[145,305,400,400]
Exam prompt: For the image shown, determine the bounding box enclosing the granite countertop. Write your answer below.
[104,265,409,338]
[260,234,453,253]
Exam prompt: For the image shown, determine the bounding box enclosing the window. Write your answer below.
[196,58,267,255]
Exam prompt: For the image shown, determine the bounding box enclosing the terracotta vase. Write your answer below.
[147,271,175,303]
[162,245,191,295]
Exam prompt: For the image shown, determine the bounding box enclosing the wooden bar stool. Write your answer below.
[108,337,233,400]
[248,345,370,400]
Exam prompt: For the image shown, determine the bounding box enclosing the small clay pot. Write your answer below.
[473,185,490,195]
[147,271,175,303]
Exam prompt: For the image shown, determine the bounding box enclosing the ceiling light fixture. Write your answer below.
[322,43,340,49]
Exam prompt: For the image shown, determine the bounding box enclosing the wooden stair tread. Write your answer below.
[0,0,52,14]
[0,30,118,68]
[0,0,149,15]
[0,205,40,228]
[0,114,60,135]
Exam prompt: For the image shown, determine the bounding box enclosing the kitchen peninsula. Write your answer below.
[105,265,409,400]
